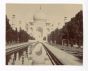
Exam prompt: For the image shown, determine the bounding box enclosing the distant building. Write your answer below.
[30,6,49,42]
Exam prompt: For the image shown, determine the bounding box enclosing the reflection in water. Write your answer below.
[6,43,52,65]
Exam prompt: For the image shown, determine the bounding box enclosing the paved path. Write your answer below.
[43,42,82,65]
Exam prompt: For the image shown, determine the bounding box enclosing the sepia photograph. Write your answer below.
[6,4,83,65]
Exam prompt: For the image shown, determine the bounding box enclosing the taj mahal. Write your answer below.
[29,6,51,42]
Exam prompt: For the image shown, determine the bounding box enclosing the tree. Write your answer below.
[48,10,83,47]
[6,15,35,44]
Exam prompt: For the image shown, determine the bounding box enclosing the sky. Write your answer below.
[6,4,82,40]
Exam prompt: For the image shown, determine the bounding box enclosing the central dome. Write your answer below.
[33,6,47,20]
